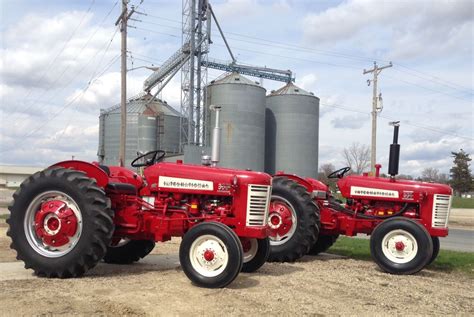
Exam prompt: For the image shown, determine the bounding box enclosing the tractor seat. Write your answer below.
[106,182,137,195]
[98,165,111,176]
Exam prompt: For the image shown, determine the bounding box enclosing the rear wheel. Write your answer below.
[241,238,270,273]
[103,239,155,264]
[7,167,114,278]
[307,234,339,255]
[179,222,243,288]
[370,218,433,275]
[267,177,319,262]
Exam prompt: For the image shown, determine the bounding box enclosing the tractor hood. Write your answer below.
[338,175,452,202]
[144,162,272,195]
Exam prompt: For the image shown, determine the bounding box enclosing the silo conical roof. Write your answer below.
[210,72,264,88]
[100,94,182,117]
[269,82,315,96]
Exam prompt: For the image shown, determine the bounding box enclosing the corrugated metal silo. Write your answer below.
[98,94,183,167]
[206,72,266,171]
[265,82,320,178]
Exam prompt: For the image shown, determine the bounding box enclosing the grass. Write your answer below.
[0,214,8,220]
[452,196,474,209]
[328,236,474,277]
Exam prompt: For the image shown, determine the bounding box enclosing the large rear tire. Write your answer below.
[241,238,270,273]
[307,234,339,255]
[7,167,114,278]
[103,239,155,264]
[370,217,433,275]
[179,222,243,288]
[268,177,319,262]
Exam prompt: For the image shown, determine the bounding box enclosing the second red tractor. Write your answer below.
[267,123,453,274]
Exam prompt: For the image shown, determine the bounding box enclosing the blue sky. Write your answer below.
[0,0,472,176]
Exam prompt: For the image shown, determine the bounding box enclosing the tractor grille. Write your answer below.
[432,194,452,228]
[246,184,271,227]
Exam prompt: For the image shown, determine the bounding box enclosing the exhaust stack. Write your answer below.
[210,104,222,167]
[388,121,400,178]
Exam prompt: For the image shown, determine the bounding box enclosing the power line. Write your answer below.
[7,1,120,120]
[7,27,121,140]
[320,102,473,141]
[10,0,97,116]
[138,13,471,97]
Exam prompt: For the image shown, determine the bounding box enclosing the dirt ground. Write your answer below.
[0,226,472,316]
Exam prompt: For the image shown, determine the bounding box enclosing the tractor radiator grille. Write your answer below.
[432,194,452,228]
[246,184,271,227]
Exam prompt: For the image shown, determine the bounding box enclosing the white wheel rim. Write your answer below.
[268,195,298,246]
[189,235,229,278]
[24,191,83,258]
[243,238,258,263]
[381,229,418,264]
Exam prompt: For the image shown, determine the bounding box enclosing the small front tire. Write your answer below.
[370,217,433,275]
[241,238,270,273]
[426,236,440,266]
[179,222,243,288]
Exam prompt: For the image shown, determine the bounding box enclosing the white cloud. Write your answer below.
[331,114,367,129]
[302,0,473,59]
[0,11,121,90]
[213,0,262,19]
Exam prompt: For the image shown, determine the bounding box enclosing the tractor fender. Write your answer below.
[273,173,314,193]
[50,160,109,188]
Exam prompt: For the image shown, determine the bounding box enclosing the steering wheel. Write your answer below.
[327,167,351,179]
[131,150,166,167]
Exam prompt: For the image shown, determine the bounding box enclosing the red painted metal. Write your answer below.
[395,241,405,251]
[278,165,452,239]
[51,161,109,188]
[268,199,293,238]
[204,249,215,261]
[55,160,272,245]
[34,200,78,247]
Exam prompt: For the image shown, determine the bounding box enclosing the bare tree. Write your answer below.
[421,167,439,182]
[342,143,370,174]
[420,167,449,184]
[317,163,337,190]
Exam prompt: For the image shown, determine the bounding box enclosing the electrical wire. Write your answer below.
[6,1,120,120]
[17,0,97,107]
[137,12,472,97]
[12,27,121,141]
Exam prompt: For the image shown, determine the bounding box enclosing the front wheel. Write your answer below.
[179,222,243,288]
[370,218,433,275]
[426,236,440,266]
[241,238,270,273]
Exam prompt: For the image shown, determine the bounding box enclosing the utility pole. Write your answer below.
[115,1,136,167]
[363,61,392,174]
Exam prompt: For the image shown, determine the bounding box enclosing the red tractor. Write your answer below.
[267,123,452,274]
[7,150,272,288]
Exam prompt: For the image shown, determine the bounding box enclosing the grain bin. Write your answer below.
[265,82,320,178]
[206,72,266,171]
[98,94,183,167]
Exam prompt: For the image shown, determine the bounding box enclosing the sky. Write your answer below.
[0,0,472,176]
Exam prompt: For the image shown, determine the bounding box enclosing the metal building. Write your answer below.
[265,82,320,178]
[98,94,183,167]
[206,72,266,171]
